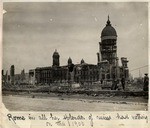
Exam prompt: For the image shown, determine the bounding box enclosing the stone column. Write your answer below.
[116,57,119,79]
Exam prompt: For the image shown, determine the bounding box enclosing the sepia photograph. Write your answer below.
[2,2,149,111]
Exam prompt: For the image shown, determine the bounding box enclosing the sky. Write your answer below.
[2,2,148,77]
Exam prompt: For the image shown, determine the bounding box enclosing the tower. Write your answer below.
[21,69,25,82]
[121,57,129,79]
[80,59,85,64]
[52,49,60,67]
[97,52,100,64]
[10,65,15,85]
[68,57,72,66]
[98,16,118,80]
[100,16,117,66]
[67,57,74,84]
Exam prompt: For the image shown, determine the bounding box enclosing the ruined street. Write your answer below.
[2,92,148,111]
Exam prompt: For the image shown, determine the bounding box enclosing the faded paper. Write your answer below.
[0,1,150,128]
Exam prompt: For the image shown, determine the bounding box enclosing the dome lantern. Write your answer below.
[106,15,111,26]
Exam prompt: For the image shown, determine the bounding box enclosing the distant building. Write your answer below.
[74,62,99,85]
[10,65,15,85]
[97,16,129,81]
[53,49,60,67]
[14,71,29,84]
[29,56,99,85]
[29,16,129,85]
[2,67,29,85]
[2,70,10,86]
[2,16,129,86]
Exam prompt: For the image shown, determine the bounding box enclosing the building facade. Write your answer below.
[29,58,99,85]
[2,16,129,86]
[2,66,29,85]
[28,17,129,85]
[97,16,129,81]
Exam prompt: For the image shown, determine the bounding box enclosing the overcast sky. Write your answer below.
[2,2,148,77]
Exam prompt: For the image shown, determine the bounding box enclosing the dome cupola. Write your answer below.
[52,49,60,67]
[68,57,72,65]
[101,16,117,41]
[53,49,59,57]
[80,59,85,64]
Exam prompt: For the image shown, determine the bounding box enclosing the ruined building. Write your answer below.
[97,16,129,81]
[2,66,29,85]
[2,17,129,86]
[28,16,129,85]
[10,65,15,85]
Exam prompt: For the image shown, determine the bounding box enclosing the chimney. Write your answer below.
[97,53,100,63]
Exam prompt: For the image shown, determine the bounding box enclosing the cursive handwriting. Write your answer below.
[7,113,25,124]
[96,114,111,120]
[132,114,148,123]
[116,113,129,120]
[7,112,148,127]
[63,113,85,121]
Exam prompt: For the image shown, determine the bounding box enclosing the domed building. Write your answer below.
[28,16,129,87]
[101,16,117,41]
[97,16,129,81]
[100,16,117,65]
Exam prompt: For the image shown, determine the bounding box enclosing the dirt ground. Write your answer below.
[2,92,148,111]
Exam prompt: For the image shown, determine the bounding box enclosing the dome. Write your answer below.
[101,16,117,41]
[80,59,85,64]
[101,26,117,37]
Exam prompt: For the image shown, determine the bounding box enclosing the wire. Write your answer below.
[130,65,148,72]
